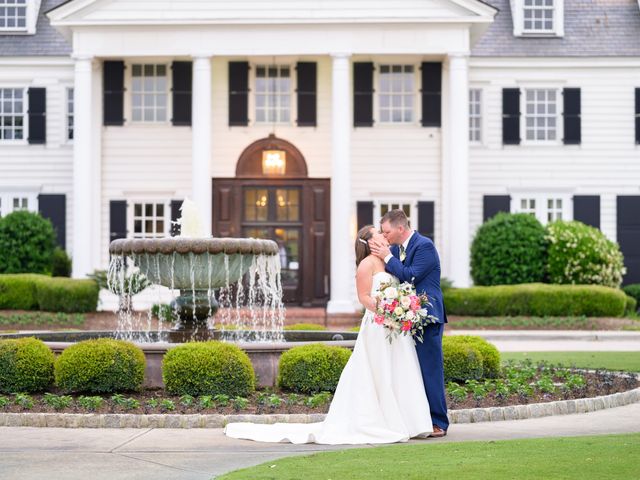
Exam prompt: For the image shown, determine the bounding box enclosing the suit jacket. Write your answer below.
[385,232,448,324]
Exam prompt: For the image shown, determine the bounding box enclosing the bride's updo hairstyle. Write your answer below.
[355,225,375,267]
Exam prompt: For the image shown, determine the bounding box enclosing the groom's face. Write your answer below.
[381,221,403,245]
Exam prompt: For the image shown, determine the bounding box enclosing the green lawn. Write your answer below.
[501,351,640,372]
[218,433,640,480]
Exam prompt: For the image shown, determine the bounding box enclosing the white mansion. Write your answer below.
[0,0,639,312]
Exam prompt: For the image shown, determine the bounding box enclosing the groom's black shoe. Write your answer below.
[429,426,447,438]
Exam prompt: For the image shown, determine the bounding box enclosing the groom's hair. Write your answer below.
[381,209,409,229]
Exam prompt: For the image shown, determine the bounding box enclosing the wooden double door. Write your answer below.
[212,178,330,306]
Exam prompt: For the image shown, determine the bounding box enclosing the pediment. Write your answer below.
[48,0,496,25]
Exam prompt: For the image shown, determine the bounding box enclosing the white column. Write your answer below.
[191,56,213,236]
[326,53,354,314]
[447,54,471,287]
[72,56,94,278]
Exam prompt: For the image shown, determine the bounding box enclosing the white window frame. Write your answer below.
[127,62,171,125]
[0,86,27,144]
[373,63,419,126]
[377,64,417,125]
[128,200,171,239]
[252,63,293,126]
[513,0,564,37]
[469,88,483,144]
[0,0,28,32]
[375,199,417,230]
[66,87,74,142]
[0,191,38,218]
[521,87,562,145]
[511,193,572,225]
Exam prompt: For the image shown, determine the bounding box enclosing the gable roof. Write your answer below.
[473,0,640,57]
[0,0,70,57]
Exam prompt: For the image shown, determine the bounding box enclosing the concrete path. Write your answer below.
[0,402,638,480]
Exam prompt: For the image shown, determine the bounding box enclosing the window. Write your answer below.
[378,201,415,228]
[379,65,414,123]
[0,192,37,217]
[512,194,570,224]
[0,88,25,141]
[131,202,167,238]
[469,89,482,142]
[131,64,168,122]
[255,65,291,124]
[523,0,554,33]
[524,89,558,142]
[66,88,74,141]
[0,0,27,30]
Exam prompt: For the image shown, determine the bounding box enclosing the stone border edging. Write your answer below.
[0,388,638,429]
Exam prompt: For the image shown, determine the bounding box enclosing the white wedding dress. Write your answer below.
[224,271,433,444]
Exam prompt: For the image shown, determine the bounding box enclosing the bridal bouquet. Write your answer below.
[372,281,438,344]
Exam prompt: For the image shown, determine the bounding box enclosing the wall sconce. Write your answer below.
[262,149,286,175]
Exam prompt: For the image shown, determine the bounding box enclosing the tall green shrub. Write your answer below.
[0,211,57,275]
[546,221,625,288]
[470,213,547,286]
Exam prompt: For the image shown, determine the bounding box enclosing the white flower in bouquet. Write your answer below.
[400,296,412,308]
[405,310,415,321]
[393,306,404,316]
[383,286,398,299]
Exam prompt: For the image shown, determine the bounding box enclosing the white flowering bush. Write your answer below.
[545,221,626,288]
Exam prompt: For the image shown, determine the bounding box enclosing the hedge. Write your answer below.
[162,341,255,397]
[0,274,99,313]
[625,295,638,317]
[278,343,351,394]
[0,337,55,393]
[444,283,627,317]
[283,323,328,331]
[55,339,146,393]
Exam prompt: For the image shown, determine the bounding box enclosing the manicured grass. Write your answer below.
[218,433,640,480]
[501,351,640,372]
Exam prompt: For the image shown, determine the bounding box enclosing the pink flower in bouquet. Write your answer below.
[374,314,385,325]
[409,295,421,311]
[385,300,398,312]
[401,321,412,332]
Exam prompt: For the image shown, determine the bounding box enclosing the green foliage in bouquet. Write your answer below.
[470,213,548,286]
[546,221,625,288]
[278,343,351,394]
[162,341,255,397]
[0,338,54,393]
[0,211,56,275]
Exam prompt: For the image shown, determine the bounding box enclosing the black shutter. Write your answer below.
[483,195,511,222]
[229,61,249,126]
[38,194,66,248]
[563,88,581,144]
[356,201,374,230]
[636,88,640,145]
[296,62,317,127]
[103,61,125,126]
[353,62,374,127]
[502,88,520,145]
[421,62,441,127]
[109,200,127,241]
[170,200,182,237]
[27,88,46,144]
[573,195,600,229]
[417,201,435,240]
[171,61,192,126]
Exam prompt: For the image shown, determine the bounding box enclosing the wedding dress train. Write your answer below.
[223,272,433,445]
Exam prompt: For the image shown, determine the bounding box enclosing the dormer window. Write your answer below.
[0,0,27,31]
[523,0,554,33]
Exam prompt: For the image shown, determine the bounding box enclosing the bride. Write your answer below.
[224,225,433,444]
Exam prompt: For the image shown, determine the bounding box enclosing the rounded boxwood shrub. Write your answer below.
[55,339,145,393]
[442,338,483,383]
[278,343,351,394]
[163,341,255,397]
[444,283,627,317]
[546,221,625,288]
[446,335,500,378]
[625,295,638,317]
[0,337,54,393]
[0,211,56,275]
[470,213,547,286]
[623,284,640,305]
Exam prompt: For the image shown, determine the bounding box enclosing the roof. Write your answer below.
[472,0,640,57]
[0,0,70,57]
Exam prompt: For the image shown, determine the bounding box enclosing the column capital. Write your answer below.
[191,53,213,60]
[330,52,352,60]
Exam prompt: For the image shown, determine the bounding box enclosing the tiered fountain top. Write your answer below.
[109,237,279,256]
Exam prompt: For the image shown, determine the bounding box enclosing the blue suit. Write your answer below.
[385,232,449,431]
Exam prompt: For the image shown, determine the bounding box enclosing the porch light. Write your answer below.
[262,149,286,175]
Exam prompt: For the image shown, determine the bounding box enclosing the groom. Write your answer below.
[369,209,449,437]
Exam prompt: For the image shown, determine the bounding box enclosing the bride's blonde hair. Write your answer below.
[355,225,375,267]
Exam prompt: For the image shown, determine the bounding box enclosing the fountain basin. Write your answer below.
[0,331,357,388]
